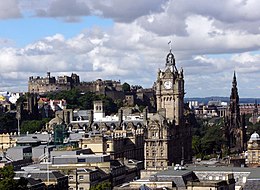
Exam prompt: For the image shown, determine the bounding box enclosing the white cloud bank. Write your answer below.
[0,0,260,97]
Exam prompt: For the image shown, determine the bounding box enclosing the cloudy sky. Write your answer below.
[0,0,259,98]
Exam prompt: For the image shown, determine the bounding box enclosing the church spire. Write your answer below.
[232,71,237,87]
[230,71,239,101]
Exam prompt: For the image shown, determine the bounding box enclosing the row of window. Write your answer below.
[146,161,165,167]
[146,150,164,157]
[147,141,164,146]
[69,175,84,180]
[69,187,84,190]
[162,97,174,101]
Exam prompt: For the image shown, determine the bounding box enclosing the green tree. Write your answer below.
[46,89,81,109]
[0,113,17,133]
[0,166,17,190]
[192,117,226,159]
[90,182,111,190]
[245,116,260,140]
[122,82,130,92]
[46,90,120,114]
[20,118,49,134]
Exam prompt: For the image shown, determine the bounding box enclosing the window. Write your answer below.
[79,187,84,190]
[161,150,164,156]
[69,175,73,180]
[78,158,85,163]
[69,188,73,190]
[79,175,84,180]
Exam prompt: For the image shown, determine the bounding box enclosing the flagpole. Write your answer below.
[168,41,172,52]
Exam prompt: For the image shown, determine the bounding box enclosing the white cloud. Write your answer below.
[1,0,260,97]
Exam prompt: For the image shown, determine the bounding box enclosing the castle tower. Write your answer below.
[144,48,191,171]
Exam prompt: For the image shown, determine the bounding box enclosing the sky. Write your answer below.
[0,0,259,98]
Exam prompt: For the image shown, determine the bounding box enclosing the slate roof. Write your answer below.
[15,170,66,181]
[27,177,44,186]
[149,168,197,187]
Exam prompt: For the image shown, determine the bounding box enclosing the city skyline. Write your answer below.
[0,0,259,98]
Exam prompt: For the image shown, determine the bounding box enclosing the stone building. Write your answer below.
[144,49,192,171]
[223,72,246,153]
[16,92,39,124]
[72,50,192,173]
[116,167,236,190]
[247,132,260,167]
[78,101,145,162]
[0,133,16,150]
[28,72,80,94]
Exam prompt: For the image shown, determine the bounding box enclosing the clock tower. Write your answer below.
[156,50,184,125]
[144,48,192,171]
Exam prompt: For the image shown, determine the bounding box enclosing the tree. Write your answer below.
[122,82,130,92]
[0,113,17,133]
[20,118,50,134]
[0,166,17,190]
[245,113,260,140]
[45,90,120,114]
[90,182,111,190]
[192,117,226,159]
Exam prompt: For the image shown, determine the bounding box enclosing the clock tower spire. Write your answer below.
[144,46,191,171]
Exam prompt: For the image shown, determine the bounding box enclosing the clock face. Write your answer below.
[164,80,172,89]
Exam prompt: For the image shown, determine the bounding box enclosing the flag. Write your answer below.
[168,40,171,44]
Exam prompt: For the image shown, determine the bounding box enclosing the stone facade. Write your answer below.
[28,72,79,94]
[247,132,260,166]
[79,122,145,161]
[155,50,184,124]
[144,50,192,171]
[0,133,16,150]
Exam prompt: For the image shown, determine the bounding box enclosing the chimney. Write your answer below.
[87,110,94,131]
[143,107,148,125]
[118,109,123,127]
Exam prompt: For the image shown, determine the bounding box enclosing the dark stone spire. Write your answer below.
[224,71,246,153]
[230,71,239,106]
[232,71,237,87]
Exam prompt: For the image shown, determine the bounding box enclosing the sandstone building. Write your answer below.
[76,49,192,173]
[144,50,192,171]
[247,132,260,167]
[28,72,80,94]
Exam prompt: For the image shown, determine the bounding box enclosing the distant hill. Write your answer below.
[185,97,260,104]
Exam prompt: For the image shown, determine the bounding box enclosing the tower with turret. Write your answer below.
[144,48,192,171]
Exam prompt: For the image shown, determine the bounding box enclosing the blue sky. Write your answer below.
[0,16,113,47]
[0,0,259,98]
